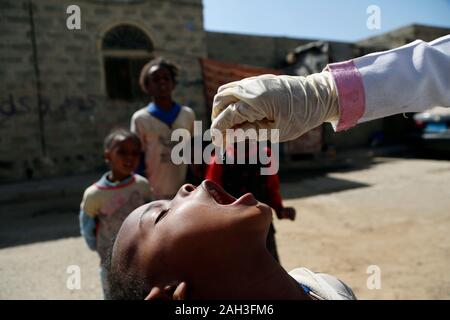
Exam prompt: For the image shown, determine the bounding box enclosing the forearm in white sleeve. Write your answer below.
[326,35,450,131]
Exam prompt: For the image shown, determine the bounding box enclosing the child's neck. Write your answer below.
[185,246,310,300]
[108,171,132,183]
[154,97,173,111]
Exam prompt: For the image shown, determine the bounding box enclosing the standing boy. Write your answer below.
[131,57,195,199]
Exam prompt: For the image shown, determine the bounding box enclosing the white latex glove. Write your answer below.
[211,72,340,143]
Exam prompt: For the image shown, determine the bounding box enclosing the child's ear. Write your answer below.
[144,282,187,300]
[104,150,111,163]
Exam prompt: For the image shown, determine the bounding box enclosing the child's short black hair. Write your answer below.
[139,57,180,94]
[104,128,141,151]
[103,237,149,300]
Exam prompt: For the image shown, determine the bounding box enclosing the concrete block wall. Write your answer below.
[206,31,355,68]
[357,24,450,50]
[206,32,314,68]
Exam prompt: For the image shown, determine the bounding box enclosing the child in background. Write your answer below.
[205,140,295,262]
[79,129,152,298]
[185,136,207,186]
[131,57,195,200]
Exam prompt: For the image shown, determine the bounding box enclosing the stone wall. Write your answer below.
[357,24,450,50]
[0,0,206,181]
[206,31,355,68]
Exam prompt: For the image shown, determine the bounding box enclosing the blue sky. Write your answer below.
[203,0,450,42]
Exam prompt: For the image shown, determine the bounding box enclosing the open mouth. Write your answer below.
[202,180,258,206]
[203,180,236,205]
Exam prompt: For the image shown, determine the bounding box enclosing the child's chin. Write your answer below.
[121,169,134,176]
[256,203,273,220]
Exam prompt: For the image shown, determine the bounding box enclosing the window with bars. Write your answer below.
[102,25,154,101]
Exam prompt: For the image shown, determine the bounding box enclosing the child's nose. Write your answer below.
[179,184,195,195]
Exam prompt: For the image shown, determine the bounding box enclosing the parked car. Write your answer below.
[411,107,450,152]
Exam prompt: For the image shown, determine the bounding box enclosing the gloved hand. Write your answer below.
[211,72,340,143]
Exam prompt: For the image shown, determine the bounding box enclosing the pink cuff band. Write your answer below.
[326,60,365,131]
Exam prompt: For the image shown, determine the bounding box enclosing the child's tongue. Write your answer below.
[203,180,236,205]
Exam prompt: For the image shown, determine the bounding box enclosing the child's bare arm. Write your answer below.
[276,207,296,221]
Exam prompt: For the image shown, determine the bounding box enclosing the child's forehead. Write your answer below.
[149,65,170,76]
[108,135,140,149]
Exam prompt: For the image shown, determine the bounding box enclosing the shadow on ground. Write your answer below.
[280,174,370,200]
[0,196,80,249]
[277,151,384,199]
[394,146,450,161]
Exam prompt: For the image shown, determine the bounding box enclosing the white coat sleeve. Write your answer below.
[325,35,450,131]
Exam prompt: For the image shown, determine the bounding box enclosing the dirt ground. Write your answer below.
[1,155,450,300]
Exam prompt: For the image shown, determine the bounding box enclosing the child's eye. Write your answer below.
[155,208,170,225]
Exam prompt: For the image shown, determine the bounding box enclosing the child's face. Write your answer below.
[146,66,174,98]
[105,137,141,179]
[112,180,272,287]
